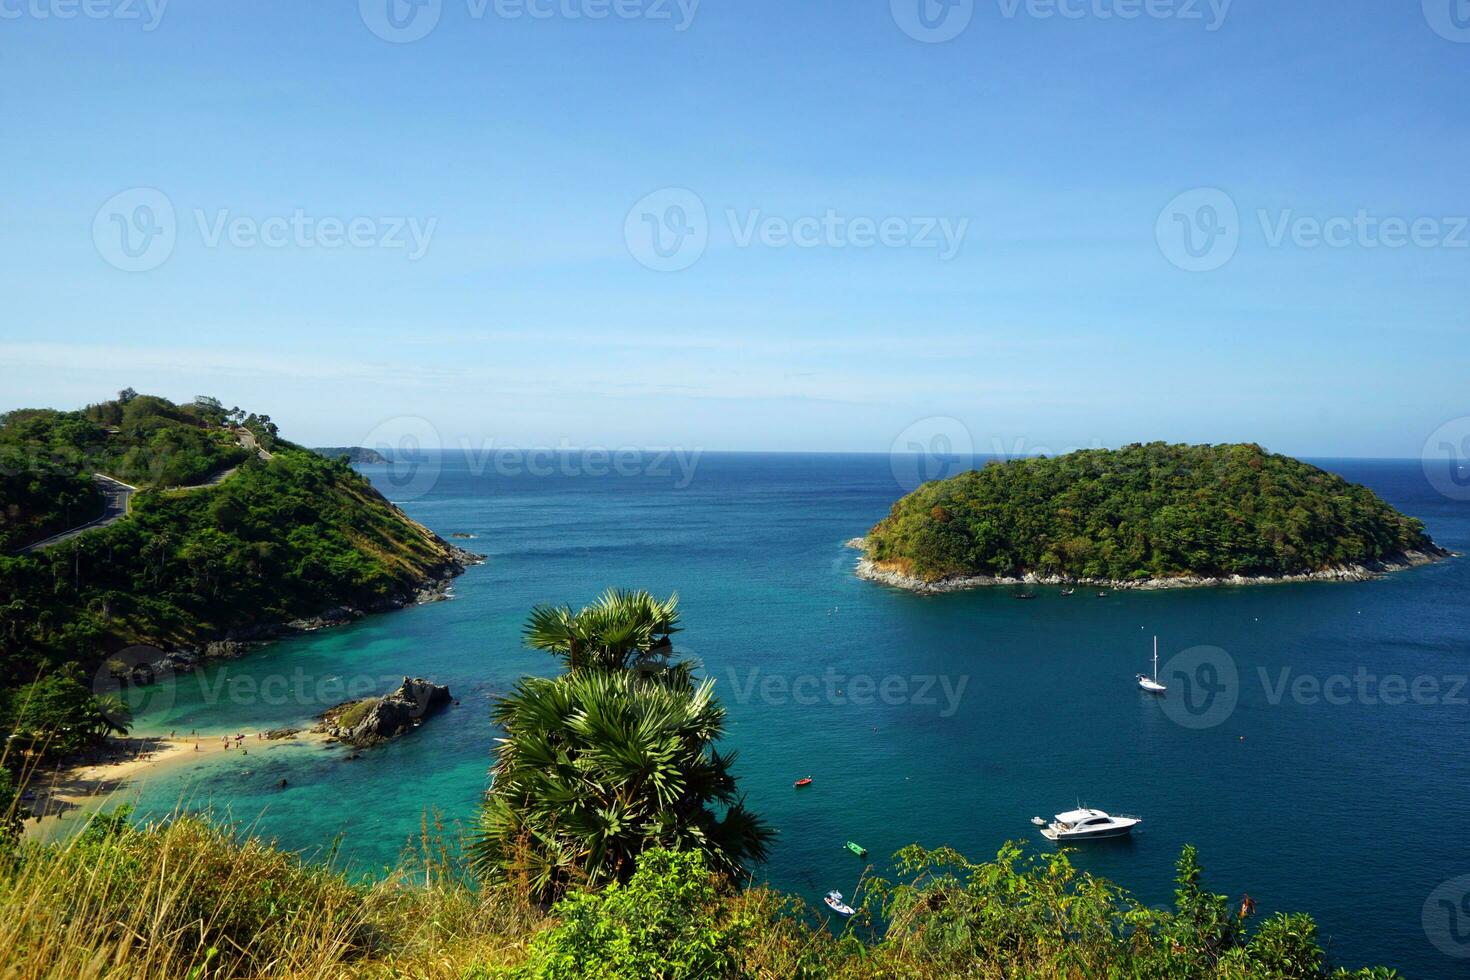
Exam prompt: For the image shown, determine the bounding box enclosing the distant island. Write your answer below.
[0,391,478,688]
[858,442,1449,592]
[312,446,389,464]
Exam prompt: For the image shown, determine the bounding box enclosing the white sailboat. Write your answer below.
[1137,636,1166,694]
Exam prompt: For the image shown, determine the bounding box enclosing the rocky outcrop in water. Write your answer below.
[315,677,453,747]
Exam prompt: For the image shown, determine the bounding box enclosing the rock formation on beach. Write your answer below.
[315,677,453,747]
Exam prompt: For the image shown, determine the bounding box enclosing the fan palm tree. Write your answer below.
[470,668,772,902]
[522,588,682,673]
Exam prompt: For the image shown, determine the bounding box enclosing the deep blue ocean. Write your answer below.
[116,452,1470,976]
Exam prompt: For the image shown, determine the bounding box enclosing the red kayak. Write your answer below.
[794,777,813,789]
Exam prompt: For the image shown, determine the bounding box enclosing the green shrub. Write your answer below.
[500,849,751,980]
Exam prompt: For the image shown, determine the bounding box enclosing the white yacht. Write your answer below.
[1032,807,1141,841]
[823,890,855,916]
[1137,636,1166,694]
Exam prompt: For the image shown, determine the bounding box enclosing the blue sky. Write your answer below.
[1,0,1466,457]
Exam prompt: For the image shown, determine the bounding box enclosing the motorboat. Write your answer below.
[824,890,855,916]
[845,840,867,858]
[793,776,813,789]
[1138,636,1167,694]
[1033,807,1141,841]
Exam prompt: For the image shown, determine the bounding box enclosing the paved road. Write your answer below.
[14,430,270,555]
[17,474,137,554]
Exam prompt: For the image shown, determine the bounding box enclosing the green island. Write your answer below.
[860,442,1447,591]
[0,590,1397,977]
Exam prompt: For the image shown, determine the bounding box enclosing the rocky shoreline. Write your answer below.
[118,545,484,685]
[846,538,1453,594]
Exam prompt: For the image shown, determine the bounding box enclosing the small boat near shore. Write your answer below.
[794,776,813,788]
[1033,807,1141,841]
[845,840,867,858]
[824,890,856,916]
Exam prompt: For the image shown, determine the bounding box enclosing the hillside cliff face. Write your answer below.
[0,394,477,684]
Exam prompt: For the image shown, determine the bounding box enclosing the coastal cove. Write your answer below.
[87,452,1470,977]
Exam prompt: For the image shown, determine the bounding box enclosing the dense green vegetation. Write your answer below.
[0,392,465,690]
[866,443,1437,583]
[0,391,257,552]
[0,666,130,758]
[473,591,772,902]
[0,807,1397,978]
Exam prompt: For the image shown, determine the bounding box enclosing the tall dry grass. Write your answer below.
[0,808,543,980]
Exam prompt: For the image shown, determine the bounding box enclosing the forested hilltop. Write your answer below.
[863,443,1445,588]
[0,392,471,686]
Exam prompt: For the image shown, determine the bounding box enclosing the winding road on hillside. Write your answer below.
[13,429,274,555]
[17,474,137,554]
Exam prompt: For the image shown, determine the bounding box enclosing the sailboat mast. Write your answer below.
[1152,635,1159,682]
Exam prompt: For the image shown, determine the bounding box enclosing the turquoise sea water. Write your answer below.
[119,452,1470,976]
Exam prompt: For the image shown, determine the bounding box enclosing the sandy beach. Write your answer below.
[20,729,326,842]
